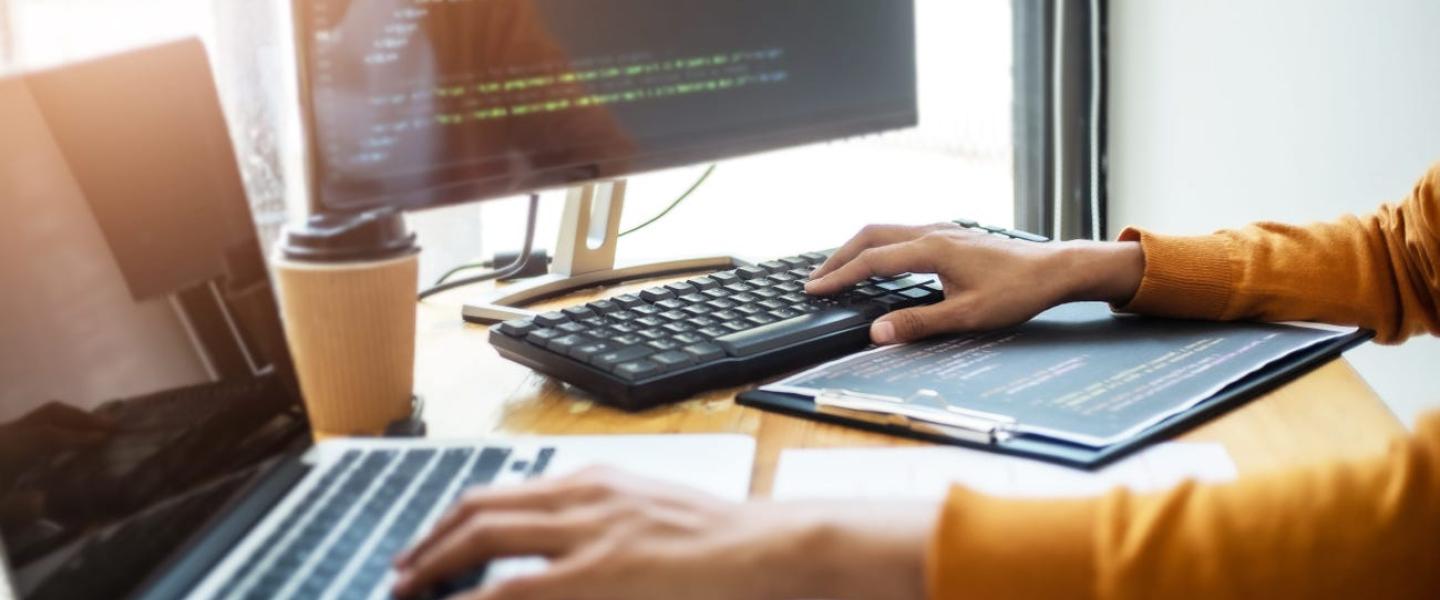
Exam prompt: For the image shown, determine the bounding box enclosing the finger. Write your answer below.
[394,512,589,598]
[805,239,939,296]
[810,224,936,280]
[398,482,571,567]
[870,301,963,344]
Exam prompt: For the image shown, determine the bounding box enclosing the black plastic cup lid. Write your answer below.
[281,207,418,263]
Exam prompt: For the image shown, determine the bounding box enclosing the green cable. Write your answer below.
[618,163,716,237]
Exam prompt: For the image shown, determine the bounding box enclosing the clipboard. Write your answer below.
[737,326,1372,469]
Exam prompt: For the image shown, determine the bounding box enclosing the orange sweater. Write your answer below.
[927,164,1440,599]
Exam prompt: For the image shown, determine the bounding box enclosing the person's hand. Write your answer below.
[805,223,1144,344]
[392,467,937,600]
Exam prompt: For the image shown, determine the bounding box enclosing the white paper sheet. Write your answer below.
[772,442,1237,500]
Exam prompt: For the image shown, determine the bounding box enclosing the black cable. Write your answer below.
[618,163,715,237]
[433,259,496,286]
[417,193,539,301]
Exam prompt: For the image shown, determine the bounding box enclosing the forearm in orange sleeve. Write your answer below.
[927,412,1440,599]
[1116,163,1440,343]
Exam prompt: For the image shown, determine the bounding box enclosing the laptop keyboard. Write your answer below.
[219,445,550,600]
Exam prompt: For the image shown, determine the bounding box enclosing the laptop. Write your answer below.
[0,40,754,600]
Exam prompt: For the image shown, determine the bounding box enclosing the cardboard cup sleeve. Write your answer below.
[273,252,418,438]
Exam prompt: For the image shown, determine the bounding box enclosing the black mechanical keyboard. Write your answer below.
[489,220,1047,409]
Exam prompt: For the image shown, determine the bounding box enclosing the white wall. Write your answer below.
[1109,0,1440,428]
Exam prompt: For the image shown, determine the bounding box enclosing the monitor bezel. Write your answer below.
[289,0,919,215]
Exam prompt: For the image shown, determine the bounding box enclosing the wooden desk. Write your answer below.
[415,277,1406,498]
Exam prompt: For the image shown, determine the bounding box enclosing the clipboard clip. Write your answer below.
[813,388,1018,445]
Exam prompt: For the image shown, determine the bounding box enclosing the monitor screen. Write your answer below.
[296,0,918,212]
[0,41,308,600]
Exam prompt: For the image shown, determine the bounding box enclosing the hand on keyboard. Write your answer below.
[807,222,1144,345]
[392,466,936,600]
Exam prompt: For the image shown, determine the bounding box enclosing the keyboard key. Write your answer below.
[615,294,646,308]
[877,276,928,291]
[548,334,590,353]
[683,343,725,362]
[697,326,730,338]
[665,281,697,295]
[607,310,638,322]
[710,271,741,284]
[652,351,694,369]
[683,304,711,316]
[640,287,674,302]
[610,323,638,334]
[702,288,729,299]
[706,298,737,310]
[758,260,788,272]
[737,265,767,279]
[613,360,661,381]
[691,276,720,290]
[561,306,596,320]
[662,322,692,335]
[731,292,759,304]
[686,316,717,328]
[657,310,686,321]
[758,299,786,311]
[722,282,753,294]
[656,298,685,311]
[647,339,680,352]
[712,309,742,321]
[745,314,777,326]
[734,304,764,316]
[526,328,562,346]
[638,329,667,340]
[899,287,935,302]
[570,341,614,362]
[611,333,644,346]
[673,332,705,345]
[768,308,800,320]
[872,293,909,311]
[800,252,828,263]
[753,288,781,300]
[636,316,665,328]
[535,311,569,327]
[556,322,586,334]
[495,319,536,337]
[715,308,868,356]
[679,293,708,304]
[777,282,803,293]
[779,256,810,268]
[593,346,652,369]
[632,305,661,316]
[587,299,620,314]
[722,320,750,332]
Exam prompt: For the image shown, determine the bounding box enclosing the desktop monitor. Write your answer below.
[293,0,918,213]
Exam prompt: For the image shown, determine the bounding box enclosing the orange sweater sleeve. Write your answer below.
[926,163,1440,599]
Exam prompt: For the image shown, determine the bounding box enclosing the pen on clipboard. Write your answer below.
[812,388,1019,444]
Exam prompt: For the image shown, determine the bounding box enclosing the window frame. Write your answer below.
[1013,0,1108,241]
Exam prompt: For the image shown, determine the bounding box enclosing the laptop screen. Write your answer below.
[0,40,308,599]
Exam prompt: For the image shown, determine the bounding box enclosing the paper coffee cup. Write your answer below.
[272,208,419,438]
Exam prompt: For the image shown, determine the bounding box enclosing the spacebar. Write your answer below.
[714,308,869,356]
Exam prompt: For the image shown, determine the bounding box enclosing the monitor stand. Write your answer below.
[461,179,743,324]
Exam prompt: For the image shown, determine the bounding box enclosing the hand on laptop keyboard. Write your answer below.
[391,466,935,600]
